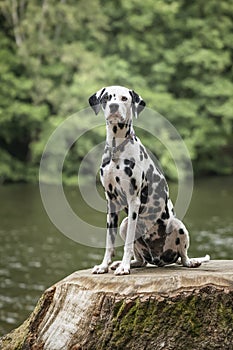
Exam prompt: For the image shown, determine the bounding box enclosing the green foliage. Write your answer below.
[0,0,232,184]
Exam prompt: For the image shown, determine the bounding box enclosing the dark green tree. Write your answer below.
[0,0,232,183]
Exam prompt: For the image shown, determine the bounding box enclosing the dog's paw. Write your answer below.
[184,258,203,268]
[114,264,130,275]
[110,261,121,270]
[188,259,202,268]
[92,264,109,274]
[186,255,210,268]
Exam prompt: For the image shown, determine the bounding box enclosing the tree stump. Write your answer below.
[0,260,232,350]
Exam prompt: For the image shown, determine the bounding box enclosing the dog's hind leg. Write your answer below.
[166,218,210,268]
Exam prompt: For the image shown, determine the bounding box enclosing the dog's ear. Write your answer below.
[129,90,146,118]
[89,88,106,115]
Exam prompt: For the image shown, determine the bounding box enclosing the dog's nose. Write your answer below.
[109,103,119,113]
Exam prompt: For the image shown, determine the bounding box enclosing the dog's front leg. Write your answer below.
[92,200,119,274]
[115,198,140,275]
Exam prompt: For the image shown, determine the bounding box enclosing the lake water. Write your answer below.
[0,177,232,336]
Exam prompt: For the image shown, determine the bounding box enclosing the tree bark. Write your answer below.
[0,260,232,350]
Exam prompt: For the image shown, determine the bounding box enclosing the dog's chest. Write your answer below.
[100,142,140,191]
[100,159,126,190]
[100,146,144,202]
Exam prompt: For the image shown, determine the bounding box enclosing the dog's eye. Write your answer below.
[122,96,128,101]
[101,94,109,103]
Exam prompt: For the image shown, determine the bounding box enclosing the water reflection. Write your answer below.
[0,177,232,336]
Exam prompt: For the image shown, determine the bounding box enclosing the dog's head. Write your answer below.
[89,86,146,122]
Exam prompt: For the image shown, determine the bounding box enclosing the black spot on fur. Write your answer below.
[138,245,153,263]
[124,158,135,169]
[131,178,137,190]
[139,205,146,214]
[107,191,113,200]
[113,125,117,134]
[107,210,118,244]
[115,176,120,183]
[109,183,113,192]
[152,257,161,266]
[130,158,136,168]
[132,212,137,220]
[124,167,133,177]
[100,168,103,176]
[130,178,137,195]
[153,193,160,200]
[107,191,117,201]
[158,220,166,237]
[101,92,109,110]
[140,185,148,204]
[161,197,170,220]
[153,173,161,182]
[102,158,110,168]
[161,249,178,263]
[118,122,124,129]
[125,127,130,138]
[175,237,180,245]
[146,166,155,196]
[179,228,184,235]
[140,145,148,160]
[161,210,169,220]
[154,206,161,214]
[156,178,167,201]
[130,138,135,145]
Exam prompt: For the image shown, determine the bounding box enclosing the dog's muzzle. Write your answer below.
[109,103,119,114]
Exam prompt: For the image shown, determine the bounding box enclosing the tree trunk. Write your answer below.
[1,260,232,350]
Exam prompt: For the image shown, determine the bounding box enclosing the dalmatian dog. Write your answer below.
[89,85,210,275]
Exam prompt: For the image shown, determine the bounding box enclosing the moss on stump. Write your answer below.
[87,286,232,350]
